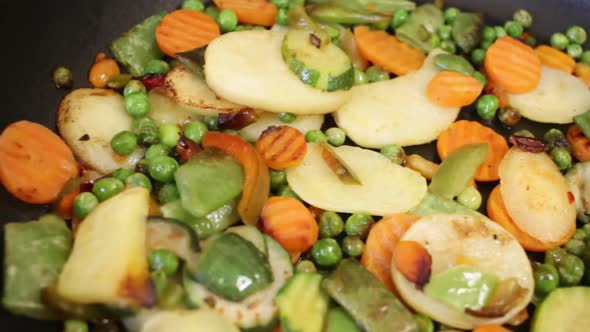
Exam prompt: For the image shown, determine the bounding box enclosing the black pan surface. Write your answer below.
[1,0,590,331]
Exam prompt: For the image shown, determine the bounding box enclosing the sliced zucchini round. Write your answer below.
[532,287,590,332]
[146,217,200,262]
[282,29,354,92]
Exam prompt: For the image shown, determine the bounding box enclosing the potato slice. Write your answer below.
[204,30,350,114]
[240,112,324,142]
[509,66,590,124]
[141,310,240,332]
[499,148,576,243]
[392,214,534,330]
[57,88,143,174]
[149,88,202,126]
[286,143,426,215]
[165,65,250,116]
[334,50,460,148]
[57,188,154,307]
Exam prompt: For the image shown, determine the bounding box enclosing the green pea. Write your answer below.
[456,186,482,210]
[305,130,327,143]
[472,71,487,86]
[111,168,134,182]
[184,120,208,144]
[365,66,389,83]
[182,0,205,11]
[295,260,317,273]
[498,106,522,127]
[144,59,170,75]
[443,7,460,24]
[159,124,181,148]
[558,254,585,286]
[126,173,152,191]
[217,9,238,32]
[111,131,138,156]
[380,144,405,165]
[471,48,486,67]
[574,228,587,240]
[514,129,535,138]
[354,68,368,85]
[543,128,565,144]
[125,92,151,118]
[566,25,587,44]
[53,66,73,89]
[133,116,157,130]
[533,263,559,295]
[149,249,179,275]
[480,39,493,50]
[524,34,537,47]
[145,144,171,161]
[583,224,590,237]
[550,147,572,171]
[429,35,441,49]
[391,9,409,29]
[124,80,146,96]
[73,192,99,219]
[565,239,586,257]
[326,127,346,147]
[205,5,219,20]
[482,26,496,42]
[276,8,289,26]
[581,51,590,65]
[319,211,344,238]
[149,155,179,183]
[504,21,524,38]
[269,170,287,191]
[545,247,568,266]
[64,319,89,332]
[158,280,185,310]
[440,40,456,54]
[567,43,584,59]
[311,238,343,267]
[277,185,301,200]
[135,119,160,146]
[278,112,296,124]
[551,32,569,50]
[494,26,507,38]
[415,313,434,332]
[342,236,364,257]
[437,25,452,40]
[92,178,125,202]
[434,54,475,76]
[513,9,533,28]
[476,94,500,121]
[345,213,374,239]
[204,115,219,130]
[234,25,247,32]
[158,183,180,205]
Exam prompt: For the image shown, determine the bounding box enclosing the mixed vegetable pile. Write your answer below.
[5,0,590,331]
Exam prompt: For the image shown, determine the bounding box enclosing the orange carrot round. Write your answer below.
[574,62,590,87]
[567,124,590,162]
[473,324,513,332]
[156,9,221,57]
[255,126,307,170]
[484,36,542,94]
[427,71,484,108]
[0,121,79,204]
[89,58,120,88]
[392,240,432,289]
[260,196,319,253]
[213,0,278,27]
[361,214,419,294]
[354,25,425,76]
[437,120,509,182]
[535,45,576,73]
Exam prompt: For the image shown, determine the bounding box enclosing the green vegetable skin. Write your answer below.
[410,192,484,217]
[532,287,590,332]
[428,143,488,200]
[396,4,444,53]
[160,199,240,239]
[276,273,330,332]
[434,54,475,76]
[424,266,499,311]
[308,5,390,25]
[175,148,244,217]
[308,0,415,16]
[322,259,419,332]
[189,233,273,302]
[111,13,166,76]
[325,307,362,332]
[451,12,483,53]
[3,215,72,319]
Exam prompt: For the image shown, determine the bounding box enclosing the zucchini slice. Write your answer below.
[532,287,590,332]
[282,29,354,92]
[276,273,330,332]
[146,217,200,262]
[185,233,293,331]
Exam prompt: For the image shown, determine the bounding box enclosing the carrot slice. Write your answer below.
[487,185,572,252]
[484,36,542,94]
[202,132,270,225]
[437,120,509,182]
[0,121,79,204]
[55,185,81,220]
[427,71,484,108]
[361,214,419,294]
[567,124,590,162]
[89,58,120,88]
[574,62,590,87]
[156,9,221,57]
[484,77,511,109]
[260,196,319,253]
[473,325,513,332]
[392,241,432,289]
[213,0,278,27]
[255,126,307,170]
[535,45,576,73]
[354,25,425,76]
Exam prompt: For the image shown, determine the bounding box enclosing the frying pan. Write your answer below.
[1,0,590,331]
